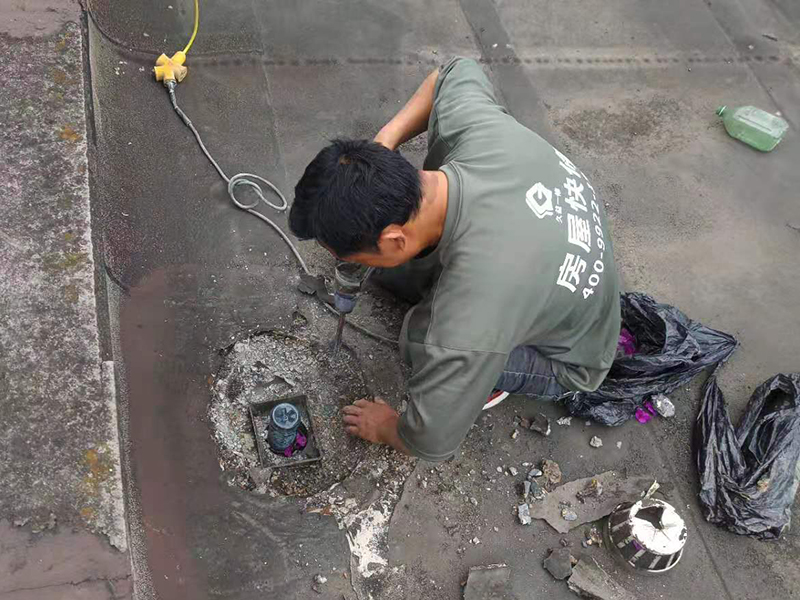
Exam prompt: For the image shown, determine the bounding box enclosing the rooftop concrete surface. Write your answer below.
[0,1,130,598]
[83,0,800,597]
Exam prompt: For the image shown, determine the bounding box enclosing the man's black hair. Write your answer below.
[289,139,422,257]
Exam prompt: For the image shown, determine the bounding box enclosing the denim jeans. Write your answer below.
[494,345,566,399]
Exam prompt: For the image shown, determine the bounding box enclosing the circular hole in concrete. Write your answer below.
[209,330,372,497]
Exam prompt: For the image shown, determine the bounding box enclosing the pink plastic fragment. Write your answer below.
[635,401,658,424]
[617,328,637,357]
[283,431,309,457]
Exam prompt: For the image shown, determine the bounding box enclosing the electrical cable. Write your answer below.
[156,0,396,346]
[165,83,397,346]
[182,0,200,55]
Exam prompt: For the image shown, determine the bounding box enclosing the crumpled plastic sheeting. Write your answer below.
[564,293,738,426]
[696,373,800,539]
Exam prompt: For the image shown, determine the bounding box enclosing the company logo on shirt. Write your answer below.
[525,182,554,219]
[524,148,610,301]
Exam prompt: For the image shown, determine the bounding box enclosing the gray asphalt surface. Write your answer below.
[85,0,800,598]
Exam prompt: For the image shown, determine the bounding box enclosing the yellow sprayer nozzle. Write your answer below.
[154,51,188,84]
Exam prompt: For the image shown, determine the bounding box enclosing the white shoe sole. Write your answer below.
[483,391,509,410]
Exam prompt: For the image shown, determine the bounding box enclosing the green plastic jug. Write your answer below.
[717,105,788,152]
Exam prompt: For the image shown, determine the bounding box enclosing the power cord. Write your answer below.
[165,82,397,346]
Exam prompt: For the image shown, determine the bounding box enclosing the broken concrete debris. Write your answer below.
[651,393,676,417]
[511,428,519,439]
[528,467,543,479]
[561,507,578,521]
[576,477,604,503]
[530,413,551,436]
[311,573,328,594]
[590,436,603,448]
[463,564,512,600]
[528,472,656,533]
[523,480,531,499]
[616,441,623,449]
[528,479,546,502]
[508,466,519,477]
[472,537,481,544]
[518,503,532,525]
[582,525,604,548]
[568,558,636,600]
[543,547,575,580]
[541,459,563,488]
[557,416,573,426]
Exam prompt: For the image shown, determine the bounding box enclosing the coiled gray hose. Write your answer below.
[166,83,397,345]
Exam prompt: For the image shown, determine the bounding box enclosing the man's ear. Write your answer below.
[378,225,406,253]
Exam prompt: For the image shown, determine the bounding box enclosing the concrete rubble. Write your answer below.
[529,472,655,533]
[463,564,512,600]
[518,503,532,525]
[542,460,563,488]
[568,558,636,600]
[530,413,552,436]
[543,547,576,580]
[652,394,676,418]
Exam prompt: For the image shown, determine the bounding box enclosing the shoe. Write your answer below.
[483,390,509,410]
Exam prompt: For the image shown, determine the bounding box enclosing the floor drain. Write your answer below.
[249,394,322,469]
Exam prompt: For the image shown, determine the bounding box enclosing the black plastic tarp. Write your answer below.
[696,373,800,539]
[563,293,738,426]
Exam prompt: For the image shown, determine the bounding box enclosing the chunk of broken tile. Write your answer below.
[541,459,562,487]
[529,479,546,502]
[561,507,578,521]
[530,413,551,436]
[528,472,655,533]
[463,564,512,600]
[651,394,675,418]
[568,558,636,600]
[543,547,574,580]
[518,503,532,525]
[576,477,603,503]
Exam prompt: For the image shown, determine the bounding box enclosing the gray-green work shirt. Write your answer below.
[395,58,620,461]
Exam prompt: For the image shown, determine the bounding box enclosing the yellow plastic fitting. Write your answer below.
[154,51,188,84]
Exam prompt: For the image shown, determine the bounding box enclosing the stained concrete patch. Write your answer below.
[0,21,127,552]
[554,96,685,157]
[0,0,79,37]
[0,520,132,599]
